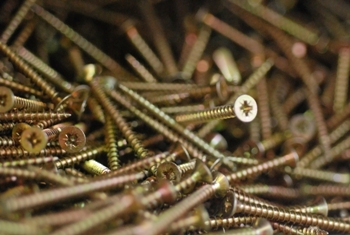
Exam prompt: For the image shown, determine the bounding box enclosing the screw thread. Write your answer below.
[334,47,350,112]
[178,161,196,174]
[0,0,36,44]
[125,54,158,83]
[0,41,60,103]
[125,27,164,75]
[0,111,70,122]
[0,146,66,159]
[0,123,15,133]
[227,151,298,183]
[181,25,211,79]
[236,200,350,233]
[81,159,111,175]
[2,172,145,213]
[43,127,62,140]
[240,184,300,199]
[0,156,53,168]
[207,216,257,230]
[105,116,121,170]
[31,4,132,79]
[0,77,43,97]
[16,47,74,93]
[120,81,198,91]
[272,222,328,235]
[0,219,45,235]
[175,104,235,123]
[87,97,105,123]
[301,184,350,197]
[55,145,106,169]
[0,136,14,146]
[91,79,148,159]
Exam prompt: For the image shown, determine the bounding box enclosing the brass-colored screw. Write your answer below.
[232,195,350,233]
[20,126,62,153]
[226,151,298,183]
[58,126,86,153]
[0,156,53,168]
[119,81,199,91]
[160,104,206,114]
[0,146,66,159]
[0,136,15,147]
[11,18,36,49]
[0,77,43,97]
[204,218,273,235]
[333,47,350,113]
[174,94,257,123]
[287,167,350,184]
[16,47,74,93]
[86,97,105,123]
[206,216,257,230]
[0,122,15,134]
[0,41,61,104]
[55,144,105,170]
[0,0,36,44]
[0,86,48,112]
[181,25,211,80]
[0,219,47,235]
[105,115,121,170]
[138,0,178,76]
[197,58,273,138]
[125,54,158,83]
[239,184,300,200]
[120,19,164,75]
[1,171,146,213]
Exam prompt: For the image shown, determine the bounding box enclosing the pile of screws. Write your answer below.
[1,0,350,234]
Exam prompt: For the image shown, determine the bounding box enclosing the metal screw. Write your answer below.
[232,194,350,233]
[175,94,257,123]
[125,54,158,83]
[0,86,48,113]
[81,159,111,175]
[213,47,241,85]
[58,126,86,153]
[226,151,298,183]
[120,19,164,76]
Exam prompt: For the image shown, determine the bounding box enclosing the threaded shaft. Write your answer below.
[175,104,235,123]
[334,47,350,112]
[105,115,121,170]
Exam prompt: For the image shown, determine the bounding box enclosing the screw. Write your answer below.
[87,97,105,123]
[180,25,211,80]
[197,58,273,138]
[55,145,106,169]
[119,81,199,91]
[204,218,273,235]
[0,0,36,44]
[156,162,182,183]
[104,115,121,170]
[1,171,146,213]
[138,0,178,76]
[206,216,257,230]
[0,219,47,235]
[11,18,36,49]
[287,167,350,184]
[120,19,164,75]
[0,77,43,97]
[239,184,300,200]
[226,151,298,183]
[175,94,257,123]
[58,126,86,153]
[0,86,48,112]
[16,47,74,93]
[232,194,350,233]
[125,54,158,83]
[0,41,61,104]
[334,47,350,113]
[0,156,53,168]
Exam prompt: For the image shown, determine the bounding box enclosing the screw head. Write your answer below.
[193,159,213,184]
[218,190,236,218]
[215,75,229,101]
[58,126,86,153]
[0,86,14,113]
[212,172,229,197]
[192,205,210,230]
[234,94,258,122]
[307,196,328,217]
[157,162,182,183]
[12,123,31,144]
[20,127,48,154]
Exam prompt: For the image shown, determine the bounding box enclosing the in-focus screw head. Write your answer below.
[58,126,86,153]
[0,86,14,113]
[234,94,258,122]
[20,127,48,154]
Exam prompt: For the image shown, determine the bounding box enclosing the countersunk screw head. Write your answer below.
[192,205,210,230]
[0,86,14,113]
[157,162,182,183]
[12,123,31,144]
[307,196,328,217]
[212,172,229,197]
[58,126,86,153]
[218,190,236,218]
[234,94,258,122]
[20,126,48,154]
